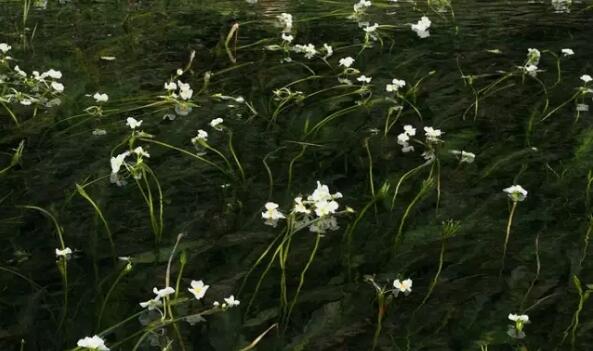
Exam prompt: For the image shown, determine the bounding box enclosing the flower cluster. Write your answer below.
[109,120,150,186]
[396,125,444,161]
[276,13,293,33]
[162,79,195,116]
[292,43,318,60]
[213,295,241,310]
[424,126,444,144]
[386,78,406,93]
[262,182,348,234]
[397,125,416,153]
[411,16,431,38]
[0,43,64,109]
[360,22,380,44]
[520,48,541,77]
[337,56,361,85]
[191,129,208,146]
[266,14,332,63]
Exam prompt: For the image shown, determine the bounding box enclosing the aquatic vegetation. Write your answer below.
[2,0,593,350]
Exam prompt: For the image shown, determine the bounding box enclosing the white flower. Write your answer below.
[314,199,339,217]
[77,335,109,351]
[393,278,412,295]
[577,104,589,112]
[581,74,592,83]
[322,43,333,59]
[51,82,64,93]
[386,78,406,92]
[308,181,342,203]
[224,295,240,307]
[450,150,476,163]
[277,13,293,33]
[398,126,416,153]
[424,126,444,143]
[338,78,353,85]
[42,69,62,79]
[164,81,177,91]
[176,80,193,100]
[402,145,415,153]
[397,132,410,145]
[339,56,355,68]
[357,75,372,84]
[363,23,379,33]
[191,129,208,144]
[281,33,294,43]
[561,48,574,56]
[213,301,220,308]
[0,43,11,53]
[110,151,130,174]
[93,92,109,103]
[262,202,286,226]
[527,48,541,65]
[92,129,107,136]
[411,16,431,37]
[292,43,317,59]
[503,185,528,202]
[353,0,372,13]
[133,146,150,158]
[188,280,209,300]
[508,313,529,323]
[176,69,183,76]
[522,64,538,76]
[403,125,416,136]
[139,298,163,311]
[55,247,73,258]
[153,286,175,299]
[126,117,143,130]
[14,65,27,77]
[293,196,311,214]
[210,118,224,131]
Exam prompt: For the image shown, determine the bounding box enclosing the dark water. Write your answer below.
[1,0,593,350]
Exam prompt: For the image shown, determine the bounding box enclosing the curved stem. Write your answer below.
[500,201,518,278]
[285,232,322,327]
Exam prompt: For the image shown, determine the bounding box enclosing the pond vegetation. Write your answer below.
[1,0,593,350]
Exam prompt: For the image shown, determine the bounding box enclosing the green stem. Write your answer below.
[285,232,322,326]
[500,201,518,277]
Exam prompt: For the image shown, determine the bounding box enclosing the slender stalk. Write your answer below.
[520,235,541,311]
[393,178,434,253]
[76,184,116,263]
[500,201,518,278]
[227,131,246,183]
[285,232,322,327]
[97,263,131,328]
[371,291,385,351]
